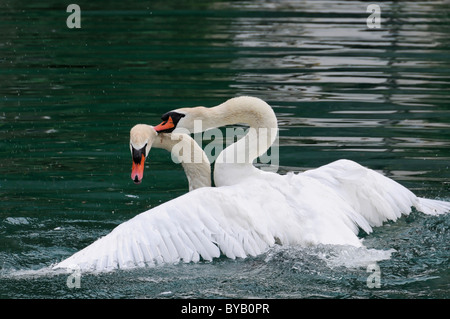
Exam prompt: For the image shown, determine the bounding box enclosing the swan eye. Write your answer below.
[155,112,185,133]
[132,143,147,164]
[162,112,185,124]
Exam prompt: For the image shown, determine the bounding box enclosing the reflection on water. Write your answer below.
[224,1,450,191]
[0,0,449,298]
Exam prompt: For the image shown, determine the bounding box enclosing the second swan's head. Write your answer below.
[129,124,157,184]
[153,106,208,134]
[153,96,274,134]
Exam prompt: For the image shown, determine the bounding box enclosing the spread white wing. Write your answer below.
[53,159,449,272]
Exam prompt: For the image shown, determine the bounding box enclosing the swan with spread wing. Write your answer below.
[53,96,450,272]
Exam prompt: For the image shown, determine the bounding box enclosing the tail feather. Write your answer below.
[416,198,450,216]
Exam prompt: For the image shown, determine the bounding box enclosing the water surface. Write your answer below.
[0,0,449,299]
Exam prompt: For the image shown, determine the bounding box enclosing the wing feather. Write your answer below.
[53,160,449,272]
[53,187,271,271]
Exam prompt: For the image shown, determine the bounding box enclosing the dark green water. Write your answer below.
[0,0,449,299]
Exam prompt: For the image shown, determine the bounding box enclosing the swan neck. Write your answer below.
[154,133,211,190]
[205,96,278,131]
[211,97,278,169]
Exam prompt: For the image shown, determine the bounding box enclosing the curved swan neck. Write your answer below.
[154,133,211,191]
[180,96,278,133]
[171,96,279,186]
[191,96,278,167]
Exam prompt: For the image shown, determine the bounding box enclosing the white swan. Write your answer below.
[53,97,450,272]
[153,96,449,219]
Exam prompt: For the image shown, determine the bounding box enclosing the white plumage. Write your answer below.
[53,97,450,272]
[53,159,449,272]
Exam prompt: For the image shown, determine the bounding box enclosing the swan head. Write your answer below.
[154,107,207,134]
[129,124,157,184]
[153,110,187,133]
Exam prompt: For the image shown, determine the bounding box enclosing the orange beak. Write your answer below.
[154,116,175,132]
[131,154,145,184]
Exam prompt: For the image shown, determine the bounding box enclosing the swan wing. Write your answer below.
[53,160,450,272]
[302,159,450,228]
[53,186,276,272]
[52,176,365,272]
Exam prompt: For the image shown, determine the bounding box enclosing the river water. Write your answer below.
[0,0,449,299]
